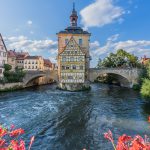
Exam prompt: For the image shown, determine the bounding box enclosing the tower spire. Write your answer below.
[73,2,75,11]
[70,2,78,27]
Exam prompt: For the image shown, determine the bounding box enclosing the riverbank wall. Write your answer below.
[0,78,55,92]
[0,82,24,92]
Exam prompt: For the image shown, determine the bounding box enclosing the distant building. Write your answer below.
[15,51,29,69]
[24,56,44,71]
[44,59,53,70]
[0,34,7,77]
[7,50,16,71]
[57,4,91,91]
[140,55,150,65]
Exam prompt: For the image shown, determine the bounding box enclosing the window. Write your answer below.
[28,61,30,64]
[66,66,70,70]
[72,65,76,70]
[62,66,65,70]
[68,76,73,79]
[80,66,84,70]
[78,56,83,61]
[28,66,30,69]
[65,39,69,45]
[70,57,74,62]
[32,66,34,69]
[79,39,82,46]
[32,62,34,64]
[62,57,66,62]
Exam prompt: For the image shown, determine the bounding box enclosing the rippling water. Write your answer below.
[0,84,150,150]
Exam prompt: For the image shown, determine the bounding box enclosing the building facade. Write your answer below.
[16,51,29,69]
[57,4,91,91]
[140,55,150,66]
[0,34,7,78]
[7,50,16,71]
[24,56,44,71]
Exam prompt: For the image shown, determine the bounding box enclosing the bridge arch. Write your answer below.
[95,72,131,87]
[24,74,46,86]
[23,70,58,86]
[89,68,141,88]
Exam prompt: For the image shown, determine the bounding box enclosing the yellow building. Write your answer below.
[24,56,44,71]
[57,4,91,91]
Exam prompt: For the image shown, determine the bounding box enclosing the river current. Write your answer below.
[0,84,150,150]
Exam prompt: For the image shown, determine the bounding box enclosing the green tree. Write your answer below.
[4,64,12,71]
[97,49,141,68]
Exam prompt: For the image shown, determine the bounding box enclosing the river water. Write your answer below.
[0,84,150,150]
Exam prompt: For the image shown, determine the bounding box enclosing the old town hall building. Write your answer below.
[57,4,91,91]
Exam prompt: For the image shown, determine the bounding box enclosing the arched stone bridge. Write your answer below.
[23,68,143,88]
[23,70,58,86]
[89,68,143,88]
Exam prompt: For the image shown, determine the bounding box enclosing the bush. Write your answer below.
[3,70,26,83]
[141,79,150,98]
[4,64,12,71]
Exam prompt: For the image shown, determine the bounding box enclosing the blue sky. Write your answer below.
[0,0,150,67]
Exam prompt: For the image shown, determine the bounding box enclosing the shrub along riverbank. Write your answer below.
[141,62,150,98]
[0,64,26,84]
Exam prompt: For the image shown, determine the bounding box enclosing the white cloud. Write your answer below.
[90,35,150,66]
[4,36,57,54]
[80,0,125,29]
[27,20,33,26]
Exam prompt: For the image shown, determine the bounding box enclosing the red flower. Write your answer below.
[116,134,132,150]
[10,124,15,130]
[0,127,7,137]
[19,140,26,150]
[0,139,6,147]
[104,130,114,142]
[9,128,25,137]
[10,140,26,150]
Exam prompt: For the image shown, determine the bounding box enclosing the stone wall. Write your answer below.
[0,82,24,91]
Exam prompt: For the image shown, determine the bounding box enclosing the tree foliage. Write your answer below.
[4,64,12,71]
[97,49,141,68]
[3,64,26,83]
[141,62,150,98]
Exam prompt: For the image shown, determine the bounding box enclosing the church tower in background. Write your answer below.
[57,3,91,91]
